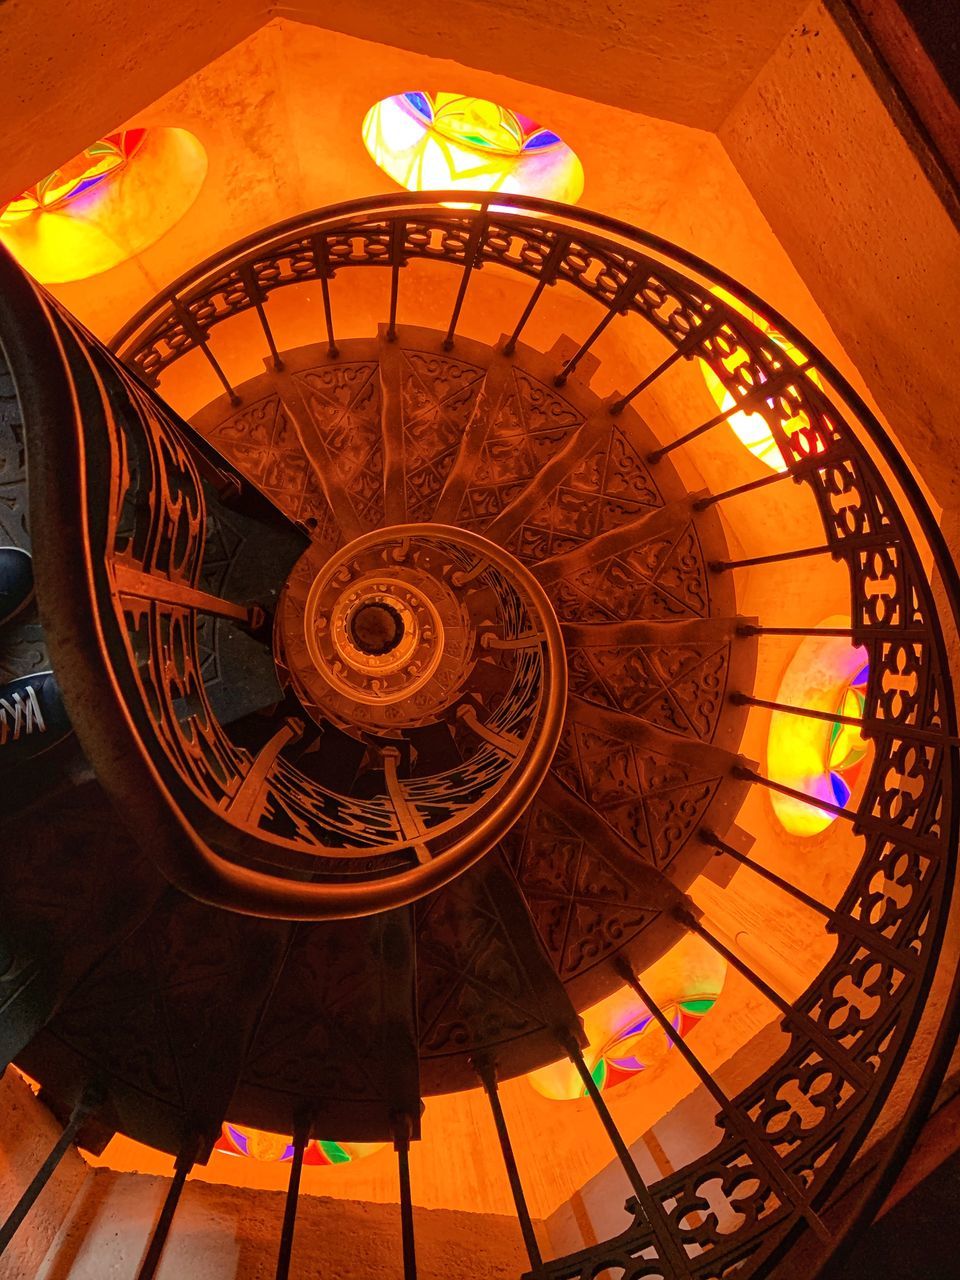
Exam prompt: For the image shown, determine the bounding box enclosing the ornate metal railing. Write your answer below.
[1,192,957,1279]
[108,193,960,1277]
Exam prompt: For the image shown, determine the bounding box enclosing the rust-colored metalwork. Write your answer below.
[0,188,956,1279]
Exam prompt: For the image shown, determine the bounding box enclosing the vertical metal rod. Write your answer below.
[386,220,404,342]
[737,623,914,641]
[240,265,283,371]
[0,1084,101,1257]
[615,961,831,1243]
[555,265,650,387]
[443,213,488,351]
[311,234,339,358]
[709,543,834,572]
[729,690,957,748]
[559,1033,691,1275]
[698,830,912,967]
[693,467,797,510]
[394,1116,418,1280]
[254,296,284,371]
[320,275,338,358]
[502,235,568,356]
[680,912,869,1085]
[647,360,813,463]
[474,1060,543,1273]
[554,306,618,386]
[170,297,240,406]
[609,310,728,414]
[135,1133,200,1280]
[275,1115,310,1280]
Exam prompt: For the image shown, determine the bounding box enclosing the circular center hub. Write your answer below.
[350,601,404,655]
[274,525,566,749]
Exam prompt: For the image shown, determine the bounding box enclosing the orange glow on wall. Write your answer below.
[0,127,207,284]
[362,92,584,203]
[767,616,871,836]
[528,934,725,1101]
[699,287,820,471]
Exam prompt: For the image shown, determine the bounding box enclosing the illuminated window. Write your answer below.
[529,937,724,1101]
[767,620,871,837]
[0,131,146,223]
[214,1123,385,1166]
[699,287,820,472]
[0,127,207,284]
[362,91,584,202]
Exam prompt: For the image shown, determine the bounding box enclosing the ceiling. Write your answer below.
[0,0,810,199]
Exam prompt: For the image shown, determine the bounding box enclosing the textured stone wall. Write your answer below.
[0,1071,87,1280]
[35,1171,535,1280]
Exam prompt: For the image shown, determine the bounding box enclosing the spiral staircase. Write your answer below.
[0,192,958,1280]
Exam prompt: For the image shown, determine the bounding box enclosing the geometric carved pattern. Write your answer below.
[202,392,339,547]
[546,519,710,623]
[566,641,730,741]
[396,348,485,522]
[456,366,583,531]
[501,799,657,981]
[509,424,663,563]
[552,719,721,868]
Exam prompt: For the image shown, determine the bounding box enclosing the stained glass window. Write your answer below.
[362,92,584,203]
[214,1122,385,1166]
[698,287,821,473]
[0,131,146,223]
[767,623,872,836]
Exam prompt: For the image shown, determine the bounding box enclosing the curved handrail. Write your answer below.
[22,193,960,1276]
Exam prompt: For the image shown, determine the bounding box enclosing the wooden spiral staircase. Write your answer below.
[0,192,958,1280]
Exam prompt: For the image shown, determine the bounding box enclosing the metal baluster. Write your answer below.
[709,543,835,573]
[443,211,489,351]
[737,623,922,641]
[239,264,283,371]
[693,467,800,510]
[474,1058,544,1275]
[386,219,404,342]
[647,361,813,463]
[730,691,959,748]
[169,297,240,406]
[555,265,650,388]
[614,959,832,1243]
[609,310,728,414]
[502,234,568,356]
[699,830,915,969]
[275,1113,310,1280]
[556,1031,693,1276]
[135,1132,201,1280]
[311,234,339,358]
[677,910,871,1086]
[732,765,940,854]
[393,1115,418,1280]
[0,1083,103,1257]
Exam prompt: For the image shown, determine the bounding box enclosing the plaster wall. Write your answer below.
[0,0,809,201]
[0,1071,87,1280]
[721,1,960,518]
[34,1169,534,1280]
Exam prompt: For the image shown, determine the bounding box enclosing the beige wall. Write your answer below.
[721,1,960,518]
[0,1071,87,1280]
[34,1171,533,1280]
